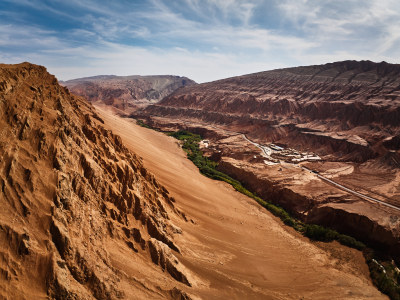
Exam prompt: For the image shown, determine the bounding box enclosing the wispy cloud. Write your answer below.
[0,24,61,48]
[277,0,400,54]
[0,0,399,82]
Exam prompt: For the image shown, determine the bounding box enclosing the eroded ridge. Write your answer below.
[0,63,191,299]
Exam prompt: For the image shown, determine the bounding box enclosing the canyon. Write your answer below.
[0,63,389,299]
[137,60,400,264]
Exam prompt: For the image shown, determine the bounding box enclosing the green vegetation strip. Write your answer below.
[168,129,400,300]
[365,250,400,300]
[168,131,365,249]
[136,119,155,130]
[136,120,400,299]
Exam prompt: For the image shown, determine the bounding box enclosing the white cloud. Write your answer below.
[1,31,282,83]
[1,0,400,83]
[0,24,62,48]
[43,43,284,83]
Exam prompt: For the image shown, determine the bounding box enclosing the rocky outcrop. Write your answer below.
[148,238,191,287]
[62,74,196,113]
[0,63,189,299]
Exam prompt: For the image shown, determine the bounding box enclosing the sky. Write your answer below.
[1,0,400,83]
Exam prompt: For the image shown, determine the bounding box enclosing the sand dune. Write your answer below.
[96,105,386,299]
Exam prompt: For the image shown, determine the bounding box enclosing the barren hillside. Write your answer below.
[0,63,191,299]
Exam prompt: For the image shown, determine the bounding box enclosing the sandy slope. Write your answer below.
[96,105,386,300]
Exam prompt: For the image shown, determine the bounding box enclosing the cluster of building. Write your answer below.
[260,143,321,165]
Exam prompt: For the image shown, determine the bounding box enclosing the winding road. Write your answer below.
[242,134,272,157]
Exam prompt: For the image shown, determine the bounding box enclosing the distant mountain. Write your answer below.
[61,74,196,113]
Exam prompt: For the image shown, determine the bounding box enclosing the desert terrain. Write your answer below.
[96,105,387,299]
[3,0,400,298]
[0,63,196,299]
[0,62,388,299]
[137,60,400,263]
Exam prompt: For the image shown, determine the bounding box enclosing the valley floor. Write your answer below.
[95,105,386,300]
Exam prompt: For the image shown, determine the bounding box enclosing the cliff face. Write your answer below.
[0,63,190,299]
[144,60,400,163]
[62,74,196,113]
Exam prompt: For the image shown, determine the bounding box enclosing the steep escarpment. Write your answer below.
[0,63,190,299]
[217,158,400,262]
[62,74,196,113]
[143,60,400,163]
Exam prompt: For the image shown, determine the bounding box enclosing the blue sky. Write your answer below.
[1,0,399,82]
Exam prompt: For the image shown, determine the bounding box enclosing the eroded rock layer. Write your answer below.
[0,63,190,299]
[144,60,400,163]
[138,60,400,263]
[62,74,196,113]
